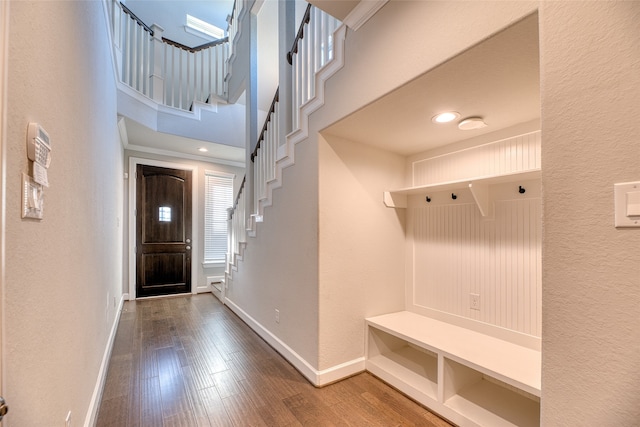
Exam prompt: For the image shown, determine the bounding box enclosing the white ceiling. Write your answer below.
[308,0,359,21]
[323,13,541,156]
[123,117,245,164]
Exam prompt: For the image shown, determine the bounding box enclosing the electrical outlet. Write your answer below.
[275,309,280,323]
[65,411,72,427]
[470,293,480,310]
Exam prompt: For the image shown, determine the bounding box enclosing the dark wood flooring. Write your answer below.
[96,294,454,426]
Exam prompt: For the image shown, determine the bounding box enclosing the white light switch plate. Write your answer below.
[614,182,640,228]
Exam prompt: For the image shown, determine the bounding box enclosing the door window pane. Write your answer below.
[159,206,172,222]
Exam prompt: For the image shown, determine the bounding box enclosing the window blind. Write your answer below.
[204,172,234,263]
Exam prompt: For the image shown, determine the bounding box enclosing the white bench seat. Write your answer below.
[366,311,541,427]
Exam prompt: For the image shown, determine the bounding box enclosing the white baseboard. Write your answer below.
[224,298,364,387]
[315,357,366,386]
[196,285,213,294]
[83,294,126,427]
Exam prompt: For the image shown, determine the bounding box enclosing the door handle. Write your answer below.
[186,238,191,243]
[0,396,9,421]
[186,246,191,250]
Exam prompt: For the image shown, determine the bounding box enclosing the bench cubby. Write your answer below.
[367,327,439,402]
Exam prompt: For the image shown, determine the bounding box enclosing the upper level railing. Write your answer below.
[109,0,229,111]
[162,36,228,110]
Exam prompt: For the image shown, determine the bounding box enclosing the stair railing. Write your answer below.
[227,176,247,276]
[288,5,341,131]
[251,89,279,219]
[247,5,342,226]
[226,0,240,62]
[222,3,345,280]
[110,0,231,111]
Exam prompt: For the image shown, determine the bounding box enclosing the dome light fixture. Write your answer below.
[458,117,487,130]
[198,147,208,152]
[431,111,460,124]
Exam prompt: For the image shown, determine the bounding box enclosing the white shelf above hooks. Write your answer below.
[383,169,541,217]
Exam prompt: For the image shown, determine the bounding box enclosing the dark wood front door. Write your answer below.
[136,165,192,298]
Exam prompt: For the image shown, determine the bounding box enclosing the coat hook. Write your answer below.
[426,196,431,203]
[451,193,457,200]
[519,185,526,194]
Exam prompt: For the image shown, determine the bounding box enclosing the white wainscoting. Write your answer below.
[412,131,541,187]
[409,183,541,338]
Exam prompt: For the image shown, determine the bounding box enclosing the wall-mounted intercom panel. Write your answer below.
[22,122,51,219]
[27,122,51,168]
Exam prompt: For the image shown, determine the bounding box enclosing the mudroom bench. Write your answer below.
[365,311,541,427]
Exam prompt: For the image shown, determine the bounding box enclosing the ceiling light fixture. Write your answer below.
[432,111,460,124]
[458,117,488,131]
[198,147,208,152]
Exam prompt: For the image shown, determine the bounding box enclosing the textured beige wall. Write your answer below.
[226,135,321,368]
[540,2,640,424]
[4,1,124,425]
[318,133,406,370]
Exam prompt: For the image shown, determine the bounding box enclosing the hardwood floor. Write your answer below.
[96,294,454,426]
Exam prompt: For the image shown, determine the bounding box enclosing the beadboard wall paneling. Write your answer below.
[412,131,541,186]
[412,195,541,337]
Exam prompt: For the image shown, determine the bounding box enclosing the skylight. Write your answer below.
[186,14,224,40]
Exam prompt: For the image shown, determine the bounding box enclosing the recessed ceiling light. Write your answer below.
[432,112,460,124]
[458,117,488,130]
[198,147,208,152]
